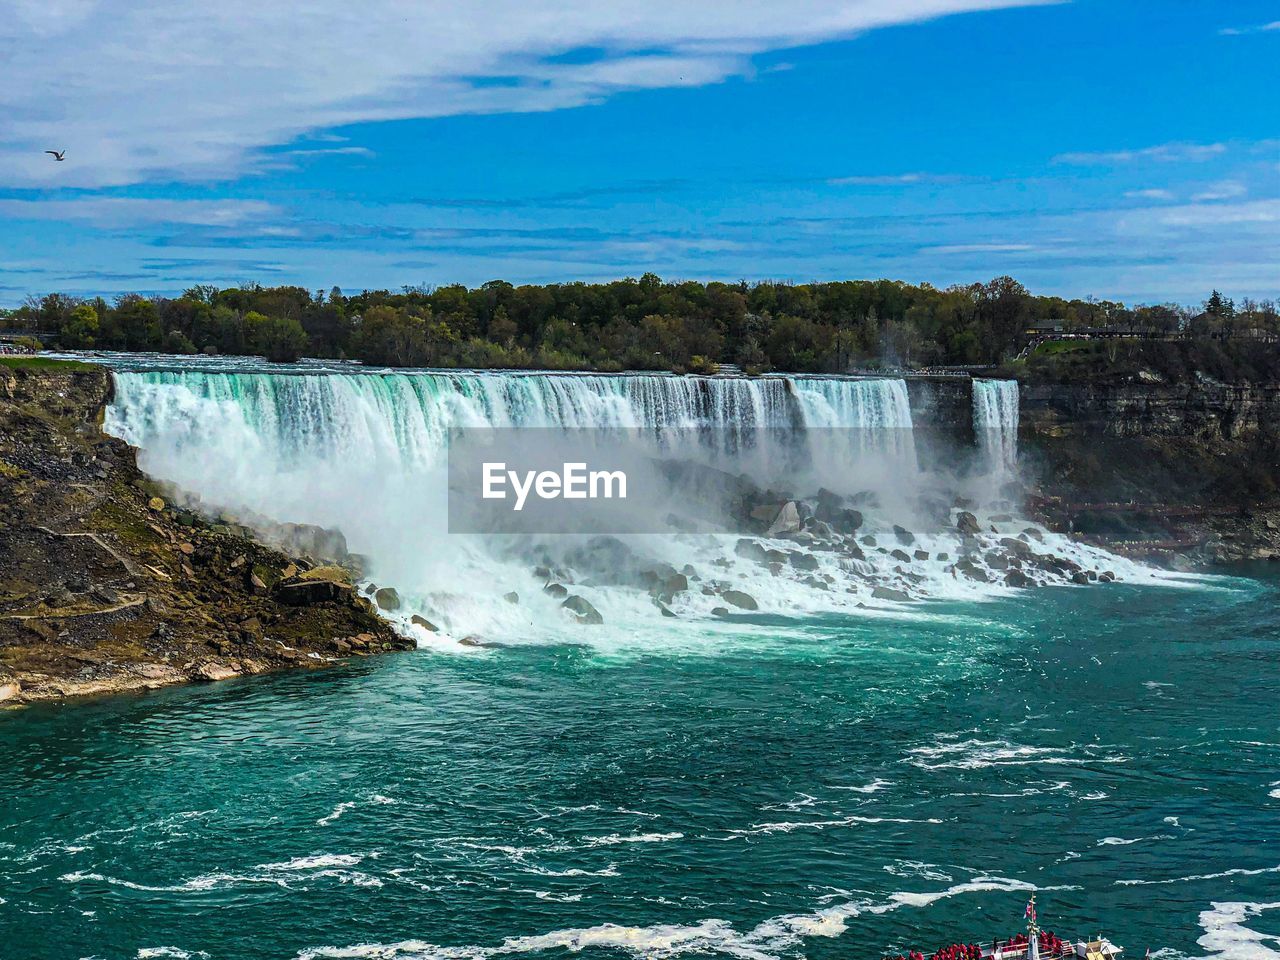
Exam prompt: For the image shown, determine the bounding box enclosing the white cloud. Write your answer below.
[1054,142,1228,165]
[1219,21,1280,36]
[923,242,1036,254]
[1124,188,1175,201]
[0,197,279,228]
[1192,180,1247,202]
[0,0,1054,187]
[828,173,930,185]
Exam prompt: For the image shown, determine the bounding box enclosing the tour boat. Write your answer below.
[884,897,1128,960]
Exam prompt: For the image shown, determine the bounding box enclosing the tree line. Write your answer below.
[3,276,1276,373]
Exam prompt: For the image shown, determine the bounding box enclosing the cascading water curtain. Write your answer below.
[971,378,1020,475]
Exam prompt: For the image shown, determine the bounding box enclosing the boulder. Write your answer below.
[913,550,930,562]
[711,606,730,617]
[721,589,759,611]
[956,511,981,536]
[562,594,604,625]
[1071,572,1091,585]
[735,538,767,562]
[765,502,803,537]
[890,549,912,563]
[543,582,569,599]
[0,679,20,702]
[274,566,352,605]
[861,535,877,547]
[788,551,819,572]
[374,587,401,612]
[195,662,239,682]
[411,615,438,632]
[503,591,520,604]
[871,586,913,602]
[892,525,916,546]
[1004,570,1031,588]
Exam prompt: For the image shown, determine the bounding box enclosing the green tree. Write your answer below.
[61,304,100,348]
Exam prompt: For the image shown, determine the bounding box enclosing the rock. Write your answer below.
[147,497,165,512]
[956,511,981,536]
[913,550,930,561]
[503,591,520,604]
[890,549,912,563]
[374,587,401,611]
[766,502,803,537]
[275,565,352,605]
[1099,571,1116,582]
[892,524,916,545]
[1000,537,1032,558]
[411,615,438,632]
[195,662,239,682]
[1004,570,1030,588]
[861,535,877,547]
[247,572,268,595]
[711,606,731,617]
[543,582,569,599]
[788,551,819,572]
[653,573,688,602]
[936,552,949,562]
[658,603,677,618]
[1022,527,1044,542]
[0,679,20,702]
[280,562,298,579]
[1071,572,1091,585]
[720,589,758,611]
[562,594,604,624]
[533,565,551,580]
[871,586,913,602]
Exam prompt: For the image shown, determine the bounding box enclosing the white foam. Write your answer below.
[295,875,1044,960]
[1196,901,1280,959]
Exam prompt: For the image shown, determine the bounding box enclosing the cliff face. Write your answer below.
[0,362,413,705]
[1020,380,1280,441]
[1018,379,1280,563]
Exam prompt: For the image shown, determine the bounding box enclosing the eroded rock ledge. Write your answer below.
[0,363,413,706]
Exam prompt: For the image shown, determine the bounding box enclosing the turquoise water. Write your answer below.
[2,575,1278,960]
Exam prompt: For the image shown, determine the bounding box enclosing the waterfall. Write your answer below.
[972,379,1020,473]
[102,365,1141,645]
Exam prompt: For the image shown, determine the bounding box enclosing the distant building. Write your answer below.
[1024,318,1066,335]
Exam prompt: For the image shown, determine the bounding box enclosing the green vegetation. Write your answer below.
[0,355,98,372]
[3,278,1277,374]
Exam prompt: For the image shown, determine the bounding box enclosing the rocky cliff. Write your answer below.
[0,361,413,705]
[1018,379,1280,563]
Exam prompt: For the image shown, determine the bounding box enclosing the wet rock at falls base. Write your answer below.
[411,615,438,632]
[562,594,604,625]
[720,589,759,611]
[956,512,982,536]
[503,592,519,604]
[765,502,803,538]
[890,549,912,563]
[543,582,569,600]
[892,525,916,545]
[788,551,819,572]
[374,587,401,612]
[871,586,914,602]
[1004,570,1031,588]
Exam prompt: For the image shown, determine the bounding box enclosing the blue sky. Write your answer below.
[1,0,1277,305]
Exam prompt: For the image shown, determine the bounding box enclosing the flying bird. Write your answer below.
[45,150,65,161]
